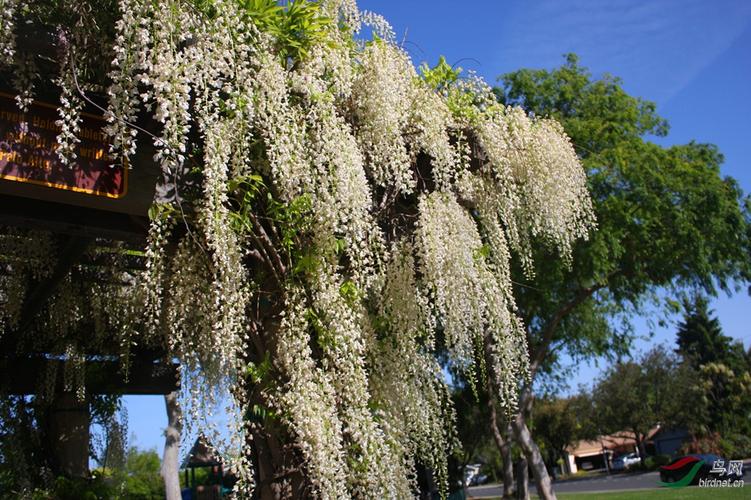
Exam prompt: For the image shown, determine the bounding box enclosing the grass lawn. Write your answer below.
[524,487,749,500]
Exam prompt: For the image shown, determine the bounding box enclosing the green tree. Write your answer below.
[531,394,594,477]
[697,363,751,439]
[591,347,699,466]
[676,296,747,370]
[485,53,751,497]
[674,297,751,440]
[119,447,163,499]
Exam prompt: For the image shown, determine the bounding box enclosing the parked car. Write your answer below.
[463,464,489,486]
[659,454,744,485]
[463,464,481,486]
[470,473,488,486]
[611,452,640,471]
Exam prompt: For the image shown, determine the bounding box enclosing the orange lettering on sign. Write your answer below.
[0,92,127,198]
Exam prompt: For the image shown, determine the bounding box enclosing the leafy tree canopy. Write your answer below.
[591,346,700,464]
[675,297,751,437]
[676,295,747,370]
[531,394,595,470]
[497,54,751,379]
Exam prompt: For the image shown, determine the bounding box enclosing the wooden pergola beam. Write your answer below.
[0,355,179,395]
[0,194,149,244]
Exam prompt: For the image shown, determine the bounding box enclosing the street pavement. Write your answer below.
[467,468,750,498]
[468,471,662,497]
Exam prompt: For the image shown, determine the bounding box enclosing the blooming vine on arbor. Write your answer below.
[0,0,595,497]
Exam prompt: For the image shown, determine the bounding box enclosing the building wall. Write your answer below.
[562,452,578,475]
[653,428,690,456]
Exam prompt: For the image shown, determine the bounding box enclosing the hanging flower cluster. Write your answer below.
[0,230,56,332]
[273,286,350,499]
[351,39,415,194]
[0,0,36,110]
[369,241,456,494]
[0,0,596,497]
[469,105,595,271]
[0,0,17,66]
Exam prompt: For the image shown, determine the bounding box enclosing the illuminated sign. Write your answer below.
[0,92,126,198]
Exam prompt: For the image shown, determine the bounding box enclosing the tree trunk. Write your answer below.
[636,433,647,467]
[252,427,285,500]
[162,391,183,500]
[512,411,556,500]
[487,400,515,499]
[515,457,529,500]
[549,451,557,480]
[501,426,515,499]
[246,315,301,500]
[249,425,308,500]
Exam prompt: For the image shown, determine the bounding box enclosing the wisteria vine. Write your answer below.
[0,0,595,497]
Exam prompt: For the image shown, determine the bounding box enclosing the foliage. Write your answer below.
[497,54,751,380]
[591,346,701,463]
[118,447,164,499]
[91,396,128,471]
[180,465,212,488]
[40,475,115,500]
[419,56,461,94]
[419,57,484,122]
[531,395,595,470]
[718,433,751,460]
[0,393,127,497]
[237,0,334,64]
[446,51,750,496]
[451,382,501,477]
[676,296,748,371]
[0,395,45,495]
[0,1,595,498]
[696,362,751,437]
[484,54,749,497]
[679,431,724,456]
[674,297,751,438]
[644,454,671,470]
[1,447,162,500]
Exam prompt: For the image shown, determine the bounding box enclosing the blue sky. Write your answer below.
[124,0,751,453]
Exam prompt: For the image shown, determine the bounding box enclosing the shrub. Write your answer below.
[720,434,751,460]
[644,454,671,470]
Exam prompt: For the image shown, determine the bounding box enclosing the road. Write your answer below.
[468,471,662,497]
[467,468,750,497]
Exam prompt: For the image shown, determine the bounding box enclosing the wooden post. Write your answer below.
[48,392,89,477]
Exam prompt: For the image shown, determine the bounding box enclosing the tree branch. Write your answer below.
[528,282,607,379]
[247,211,286,280]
